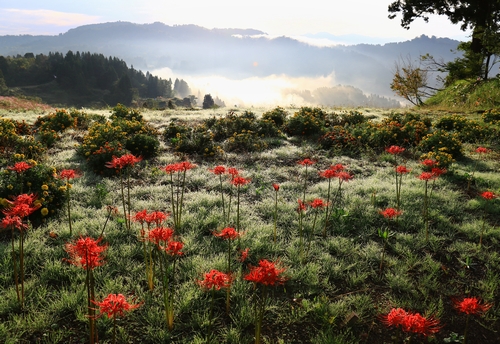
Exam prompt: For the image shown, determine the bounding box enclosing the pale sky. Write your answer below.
[1,0,471,44]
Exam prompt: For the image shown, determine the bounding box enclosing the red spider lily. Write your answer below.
[58,169,80,180]
[3,193,41,218]
[7,162,31,173]
[1,215,26,231]
[481,191,497,200]
[272,183,279,191]
[297,199,307,213]
[198,269,232,291]
[309,198,327,209]
[475,147,490,154]
[244,259,287,286]
[227,167,240,177]
[231,176,251,186]
[418,172,435,181]
[380,208,402,219]
[145,211,169,226]
[396,165,411,174]
[330,163,346,172]
[105,154,142,170]
[336,171,353,181]
[179,161,197,171]
[213,227,240,240]
[209,165,226,175]
[164,240,184,256]
[240,248,249,262]
[453,297,492,315]
[93,293,141,319]
[421,159,437,167]
[381,308,440,336]
[319,168,337,179]
[385,145,405,155]
[381,308,407,327]
[297,158,315,166]
[431,167,447,177]
[64,236,107,270]
[164,163,182,174]
[148,227,174,245]
[132,209,148,224]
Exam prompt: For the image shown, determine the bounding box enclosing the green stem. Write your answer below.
[463,314,470,344]
[220,175,226,226]
[113,315,117,344]
[273,190,278,243]
[178,169,187,230]
[19,230,25,309]
[379,238,386,274]
[302,166,308,202]
[11,226,20,304]
[119,170,127,231]
[307,211,318,255]
[255,286,267,344]
[169,174,176,229]
[126,168,131,232]
[67,186,72,235]
[323,178,332,238]
[424,180,429,242]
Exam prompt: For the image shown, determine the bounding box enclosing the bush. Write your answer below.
[482,109,500,123]
[126,133,160,159]
[420,151,455,167]
[262,106,289,127]
[435,114,496,143]
[284,107,328,136]
[418,129,463,159]
[171,124,222,157]
[110,103,143,122]
[319,126,358,153]
[226,130,268,152]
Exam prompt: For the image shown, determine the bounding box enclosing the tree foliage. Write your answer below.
[202,94,215,109]
[390,56,432,105]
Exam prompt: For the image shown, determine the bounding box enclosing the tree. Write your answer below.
[202,94,215,109]
[390,56,438,105]
[388,0,500,79]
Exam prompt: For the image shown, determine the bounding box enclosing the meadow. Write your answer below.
[0,103,499,344]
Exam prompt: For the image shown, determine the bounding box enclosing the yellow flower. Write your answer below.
[41,208,49,216]
[7,184,13,190]
[67,184,72,189]
[59,186,67,192]
[43,191,49,196]
[27,182,32,187]
[41,184,49,190]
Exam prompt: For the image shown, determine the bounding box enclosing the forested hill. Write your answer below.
[0,51,191,107]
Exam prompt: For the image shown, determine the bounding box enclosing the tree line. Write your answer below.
[0,51,192,106]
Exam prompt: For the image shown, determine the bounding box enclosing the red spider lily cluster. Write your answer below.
[93,293,141,319]
[297,158,315,166]
[272,183,279,191]
[105,154,142,170]
[453,297,492,315]
[58,169,81,180]
[2,193,41,225]
[198,269,232,291]
[309,198,327,209]
[381,308,441,337]
[133,210,170,228]
[385,145,405,155]
[244,259,287,286]
[231,176,251,186]
[147,227,183,256]
[396,165,411,174]
[7,161,32,173]
[213,227,240,240]
[475,146,491,154]
[379,208,402,219]
[297,199,307,213]
[65,237,108,270]
[239,248,249,262]
[480,191,497,200]
[164,161,197,173]
[209,165,226,175]
[319,163,349,179]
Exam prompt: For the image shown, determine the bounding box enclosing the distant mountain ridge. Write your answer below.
[0,22,461,100]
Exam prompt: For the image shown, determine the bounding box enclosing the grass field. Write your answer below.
[0,104,499,343]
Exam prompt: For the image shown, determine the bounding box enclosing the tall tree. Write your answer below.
[388,0,500,79]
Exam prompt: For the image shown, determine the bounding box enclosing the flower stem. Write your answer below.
[323,178,332,238]
[273,190,278,243]
[11,226,20,304]
[19,230,25,308]
[220,175,226,226]
[66,186,72,235]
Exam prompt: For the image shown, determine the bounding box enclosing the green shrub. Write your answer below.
[435,114,496,143]
[163,118,190,140]
[171,124,222,157]
[418,129,463,159]
[482,109,500,123]
[110,103,144,122]
[284,107,328,136]
[319,126,358,153]
[126,133,160,159]
[262,106,289,127]
[226,130,268,152]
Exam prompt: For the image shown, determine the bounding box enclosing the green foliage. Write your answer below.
[226,130,268,152]
[262,106,289,127]
[435,114,497,143]
[418,129,463,159]
[318,126,358,153]
[0,158,65,225]
[170,124,222,157]
[284,107,328,136]
[109,104,143,122]
[126,133,160,159]
[482,109,500,123]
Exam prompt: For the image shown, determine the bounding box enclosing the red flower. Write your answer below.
[319,169,337,179]
[381,308,440,336]
[244,259,287,286]
[480,191,496,200]
[132,209,148,224]
[58,169,80,180]
[210,166,226,175]
[1,215,26,231]
[231,176,251,186]
[64,236,107,270]
[297,199,307,213]
[164,240,183,256]
[330,163,345,172]
[145,211,169,226]
[164,163,181,174]
[454,297,492,315]
[3,193,41,218]
[386,145,405,155]
[105,154,142,170]
[475,147,490,154]
[396,165,411,174]
[309,198,327,209]
[148,227,174,245]
[177,161,197,171]
[336,171,353,181]
[198,269,232,290]
[418,172,435,181]
[272,183,279,191]
[227,167,240,177]
[93,293,141,319]
[240,248,249,262]
[213,227,240,240]
[381,308,407,327]
[380,208,402,219]
[431,167,447,177]
[7,162,31,173]
[421,159,437,167]
[297,158,315,166]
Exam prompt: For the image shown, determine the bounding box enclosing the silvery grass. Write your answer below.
[0,108,499,343]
